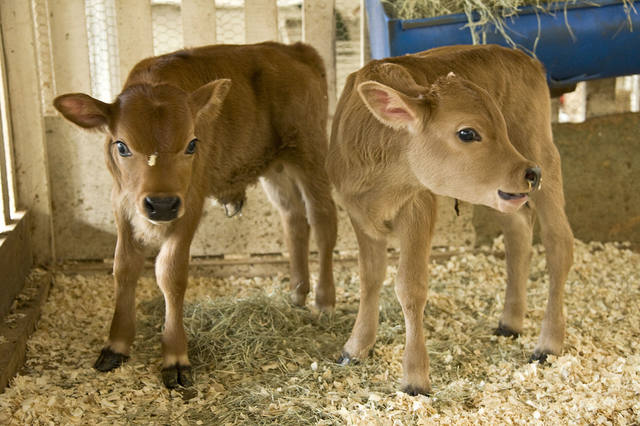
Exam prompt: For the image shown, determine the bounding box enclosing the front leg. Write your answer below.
[339,217,387,363]
[530,182,574,362]
[155,230,197,388]
[95,214,144,372]
[394,192,436,395]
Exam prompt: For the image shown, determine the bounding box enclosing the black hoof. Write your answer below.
[529,351,550,364]
[402,384,431,397]
[336,352,358,366]
[162,364,193,388]
[94,348,129,372]
[494,324,520,339]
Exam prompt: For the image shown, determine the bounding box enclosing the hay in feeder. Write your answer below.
[382,0,638,46]
[0,237,639,424]
[383,0,581,20]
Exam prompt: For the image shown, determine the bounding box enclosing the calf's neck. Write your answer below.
[54,42,337,388]
[327,44,573,395]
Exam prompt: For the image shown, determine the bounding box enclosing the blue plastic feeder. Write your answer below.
[365,0,640,91]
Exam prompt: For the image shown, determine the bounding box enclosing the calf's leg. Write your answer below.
[487,206,535,337]
[261,167,311,307]
[394,192,436,395]
[155,234,194,388]
[290,162,338,311]
[95,215,144,372]
[530,178,573,362]
[339,218,387,362]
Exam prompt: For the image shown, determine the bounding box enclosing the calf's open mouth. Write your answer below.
[498,190,528,201]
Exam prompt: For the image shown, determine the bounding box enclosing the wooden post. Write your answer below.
[244,0,278,43]
[613,76,638,113]
[0,0,55,263]
[360,0,370,66]
[632,75,640,113]
[0,31,17,224]
[0,129,10,227]
[114,0,154,87]
[48,0,92,95]
[31,0,57,116]
[303,0,337,113]
[182,0,217,47]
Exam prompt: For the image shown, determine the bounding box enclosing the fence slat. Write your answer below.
[32,0,57,116]
[0,30,17,226]
[0,123,10,229]
[0,0,54,261]
[244,0,278,43]
[303,0,336,112]
[114,0,154,88]
[48,0,92,95]
[182,0,217,47]
[360,0,370,67]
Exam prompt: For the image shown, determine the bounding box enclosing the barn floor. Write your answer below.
[1,238,639,424]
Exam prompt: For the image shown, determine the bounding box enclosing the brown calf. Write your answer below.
[327,44,574,395]
[53,42,337,388]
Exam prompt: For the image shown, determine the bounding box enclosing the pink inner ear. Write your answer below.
[383,104,413,121]
[387,107,410,115]
[66,97,93,115]
[369,89,413,121]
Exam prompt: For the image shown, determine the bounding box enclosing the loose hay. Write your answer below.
[1,238,639,424]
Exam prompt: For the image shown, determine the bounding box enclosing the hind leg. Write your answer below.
[261,166,311,307]
[485,206,536,337]
[530,179,574,361]
[289,161,338,311]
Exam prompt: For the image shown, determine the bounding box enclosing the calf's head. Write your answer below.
[358,68,540,213]
[53,79,231,224]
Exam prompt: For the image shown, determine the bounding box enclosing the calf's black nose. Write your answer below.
[524,167,542,191]
[144,196,181,221]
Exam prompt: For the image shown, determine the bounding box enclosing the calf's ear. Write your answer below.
[189,79,232,122]
[357,81,427,131]
[53,93,112,130]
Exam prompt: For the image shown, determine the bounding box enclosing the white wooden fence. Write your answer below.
[1,0,377,264]
[0,0,638,266]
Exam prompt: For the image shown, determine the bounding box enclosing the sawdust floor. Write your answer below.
[1,238,639,424]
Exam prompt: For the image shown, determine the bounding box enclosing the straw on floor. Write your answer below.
[0,237,638,424]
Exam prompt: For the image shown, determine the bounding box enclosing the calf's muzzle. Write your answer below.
[144,196,182,222]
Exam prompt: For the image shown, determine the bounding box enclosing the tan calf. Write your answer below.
[53,42,337,388]
[327,44,573,395]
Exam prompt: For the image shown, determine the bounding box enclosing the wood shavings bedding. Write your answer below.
[0,238,638,424]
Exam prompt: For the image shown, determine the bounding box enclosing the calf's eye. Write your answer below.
[185,138,198,155]
[457,128,481,143]
[115,141,132,157]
